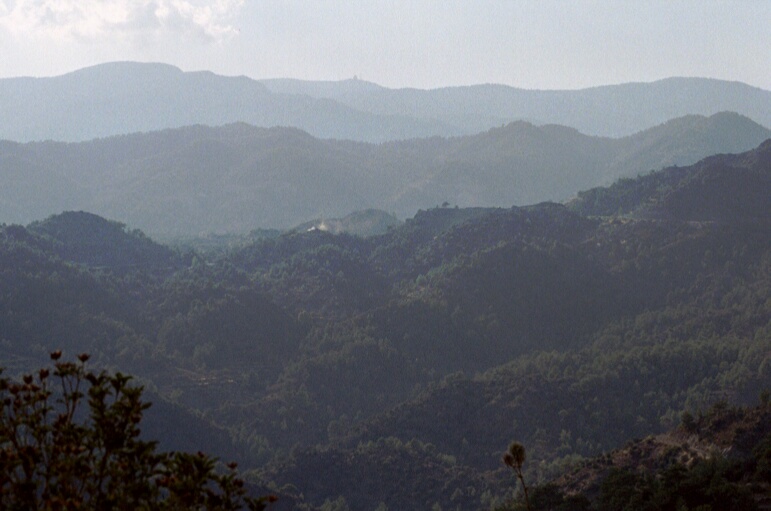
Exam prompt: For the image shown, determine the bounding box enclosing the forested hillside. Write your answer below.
[542,400,771,511]
[0,142,769,509]
[1,113,768,235]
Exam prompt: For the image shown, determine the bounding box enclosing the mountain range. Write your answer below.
[2,61,771,509]
[1,142,769,509]
[1,62,769,143]
[261,75,771,139]
[1,111,768,236]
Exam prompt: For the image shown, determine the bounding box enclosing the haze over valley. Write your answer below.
[0,68,769,236]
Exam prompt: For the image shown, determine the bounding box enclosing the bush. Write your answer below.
[0,351,275,510]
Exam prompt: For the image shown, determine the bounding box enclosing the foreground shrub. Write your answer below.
[0,351,274,510]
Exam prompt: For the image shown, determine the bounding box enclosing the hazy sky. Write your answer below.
[0,0,769,90]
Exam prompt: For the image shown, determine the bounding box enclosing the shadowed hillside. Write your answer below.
[0,143,769,510]
[569,138,771,220]
[1,115,767,236]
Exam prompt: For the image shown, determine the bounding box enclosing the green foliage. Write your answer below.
[680,411,697,433]
[597,459,758,511]
[569,138,771,223]
[752,433,771,482]
[530,484,590,511]
[497,483,591,511]
[0,353,273,510]
[27,211,185,274]
[1,140,770,510]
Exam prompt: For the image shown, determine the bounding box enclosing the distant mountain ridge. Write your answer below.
[0,113,768,236]
[261,75,771,138]
[0,62,769,143]
[0,62,450,143]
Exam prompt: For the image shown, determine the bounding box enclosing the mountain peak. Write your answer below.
[63,61,184,78]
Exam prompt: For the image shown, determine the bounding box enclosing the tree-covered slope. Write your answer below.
[242,206,770,509]
[0,142,769,509]
[569,138,771,220]
[511,401,771,511]
[27,211,184,271]
[1,115,768,236]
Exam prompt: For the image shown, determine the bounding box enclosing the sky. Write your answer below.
[0,0,769,91]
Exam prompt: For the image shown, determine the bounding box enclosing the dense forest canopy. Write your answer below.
[0,139,769,509]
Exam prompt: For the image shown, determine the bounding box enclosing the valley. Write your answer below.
[1,141,769,509]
